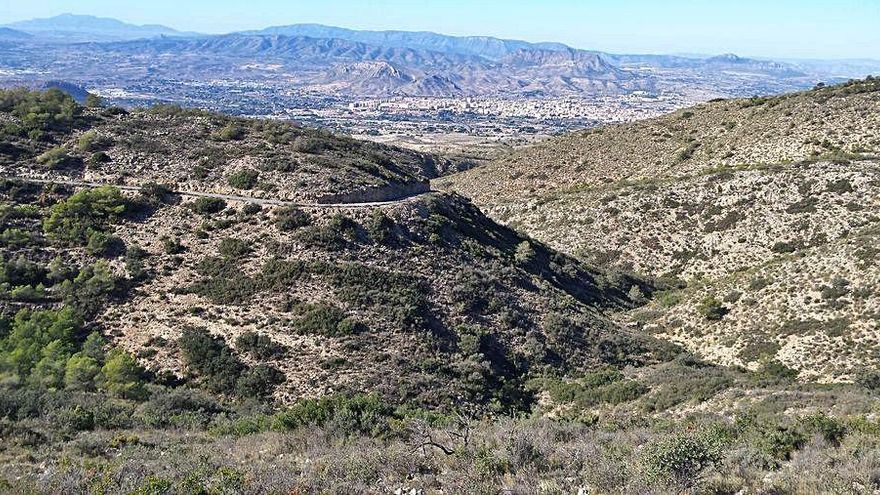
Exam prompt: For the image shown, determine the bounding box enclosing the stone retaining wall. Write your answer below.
[316,180,430,204]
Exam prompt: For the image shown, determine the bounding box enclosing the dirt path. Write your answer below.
[1,176,434,209]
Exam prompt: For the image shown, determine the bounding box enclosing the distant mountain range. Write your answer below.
[240,23,571,60]
[1,14,879,100]
[4,13,197,42]
[0,27,32,40]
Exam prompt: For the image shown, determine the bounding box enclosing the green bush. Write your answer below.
[140,182,175,204]
[161,236,185,255]
[213,123,246,141]
[190,197,227,215]
[271,394,396,437]
[754,360,798,382]
[88,151,111,165]
[178,328,284,398]
[292,136,326,154]
[643,430,725,486]
[218,238,251,259]
[697,296,729,321]
[125,244,149,280]
[77,130,112,152]
[0,255,46,287]
[43,186,127,245]
[274,206,312,231]
[799,413,848,446]
[179,327,244,394]
[235,331,286,360]
[135,387,224,428]
[235,365,285,399]
[294,304,350,337]
[85,230,122,256]
[36,147,78,169]
[368,210,395,244]
[546,370,648,408]
[227,169,259,190]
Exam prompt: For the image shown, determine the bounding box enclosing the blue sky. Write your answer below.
[1,0,878,59]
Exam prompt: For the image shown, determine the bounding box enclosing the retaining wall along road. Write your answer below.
[315,180,431,205]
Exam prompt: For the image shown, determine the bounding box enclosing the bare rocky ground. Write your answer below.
[443,78,880,382]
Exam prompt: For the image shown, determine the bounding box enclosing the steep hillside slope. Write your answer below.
[443,78,880,381]
[0,88,670,411]
[7,89,880,495]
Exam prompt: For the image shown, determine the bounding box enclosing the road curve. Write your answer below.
[0,176,435,209]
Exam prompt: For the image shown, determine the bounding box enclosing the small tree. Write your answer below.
[64,352,101,391]
[190,197,227,215]
[81,332,107,361]
[274,206,312,231]
[29,340,70,390]
[643,431,725,487]
[85,93,104,108]
[514,241,536,265]
[100,348,146,400]
[368,210,394,244]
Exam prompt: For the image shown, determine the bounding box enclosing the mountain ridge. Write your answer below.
[240,22,571,59]
[4,13,198,41]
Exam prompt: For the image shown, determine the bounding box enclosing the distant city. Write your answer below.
[2,14,879,153]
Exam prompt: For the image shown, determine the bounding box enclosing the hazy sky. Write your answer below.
[1,0,878,59]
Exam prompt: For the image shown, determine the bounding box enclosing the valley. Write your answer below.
[2,10,880,494]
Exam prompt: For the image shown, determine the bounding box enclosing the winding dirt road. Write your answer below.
[1,176,435,209]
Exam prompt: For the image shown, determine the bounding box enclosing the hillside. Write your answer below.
[5,90,880,495]
[0,89,449,202]
[0,88,672,410]
[443,78,880,381]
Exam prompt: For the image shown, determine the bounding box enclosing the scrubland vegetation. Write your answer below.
[3,85,880,493]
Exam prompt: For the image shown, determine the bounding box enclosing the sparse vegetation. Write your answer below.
[4,82,880,492]
[227,168,259,189]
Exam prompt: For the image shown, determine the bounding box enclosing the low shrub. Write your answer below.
[235,331,286,360]
[643,430,725,487]
[227,169,259,190]
[190,197,227,215]
[697,297,729,321]
[274,206,312,231]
